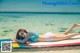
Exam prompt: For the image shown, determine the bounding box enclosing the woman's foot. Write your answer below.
[73,24,80,27]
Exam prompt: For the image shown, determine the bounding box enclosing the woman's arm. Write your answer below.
[16,33,33,43]
[16,37,29,44]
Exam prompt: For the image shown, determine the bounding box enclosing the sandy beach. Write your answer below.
[0,46,80,53]
[12,46,80,53]
[0,13,80,53]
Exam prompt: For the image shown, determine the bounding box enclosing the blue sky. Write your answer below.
[0,0,80,12]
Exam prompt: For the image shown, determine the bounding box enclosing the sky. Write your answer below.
[0,0,80,12]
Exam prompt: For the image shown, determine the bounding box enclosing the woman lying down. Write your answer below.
[11,24,80,44]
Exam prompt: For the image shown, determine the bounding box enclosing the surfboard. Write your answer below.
[0,36,80,48]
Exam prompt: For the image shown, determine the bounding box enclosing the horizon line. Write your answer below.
[0,12,80,14]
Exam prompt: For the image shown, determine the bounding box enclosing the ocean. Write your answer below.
[0,12,80,39]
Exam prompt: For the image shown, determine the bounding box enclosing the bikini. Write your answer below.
[44,32,54,42]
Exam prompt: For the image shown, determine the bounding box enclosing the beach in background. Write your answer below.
[0,13,80,53]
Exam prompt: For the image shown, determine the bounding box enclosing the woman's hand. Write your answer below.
[25,42,29,45]
[24,33,27,37]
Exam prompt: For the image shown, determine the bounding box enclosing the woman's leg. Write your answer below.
[38,32,80,42]
[64,24,80,35]
[53,32,80,41]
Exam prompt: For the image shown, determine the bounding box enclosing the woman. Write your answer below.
[13,24,80,44]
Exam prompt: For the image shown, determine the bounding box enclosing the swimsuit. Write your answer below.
[29,32,39,42]
[16,32,54,44]
[16,32,39,43]
[44,32,54,42]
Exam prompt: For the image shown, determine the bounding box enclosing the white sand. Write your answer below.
[11,46,80,53]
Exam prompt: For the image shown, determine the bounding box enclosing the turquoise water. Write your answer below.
[0,13,80,39]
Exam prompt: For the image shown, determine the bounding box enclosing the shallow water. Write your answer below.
[0,13,80,39]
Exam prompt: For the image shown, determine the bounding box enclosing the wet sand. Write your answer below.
[0,46,80,53]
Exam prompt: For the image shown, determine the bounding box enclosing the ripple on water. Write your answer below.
[0,29,13,36]
[59,28,75,33]
[45,23,54,26]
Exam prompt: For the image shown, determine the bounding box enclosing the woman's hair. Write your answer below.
[16,29,28,39]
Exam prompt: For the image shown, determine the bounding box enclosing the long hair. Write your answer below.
[16,29,28,39]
